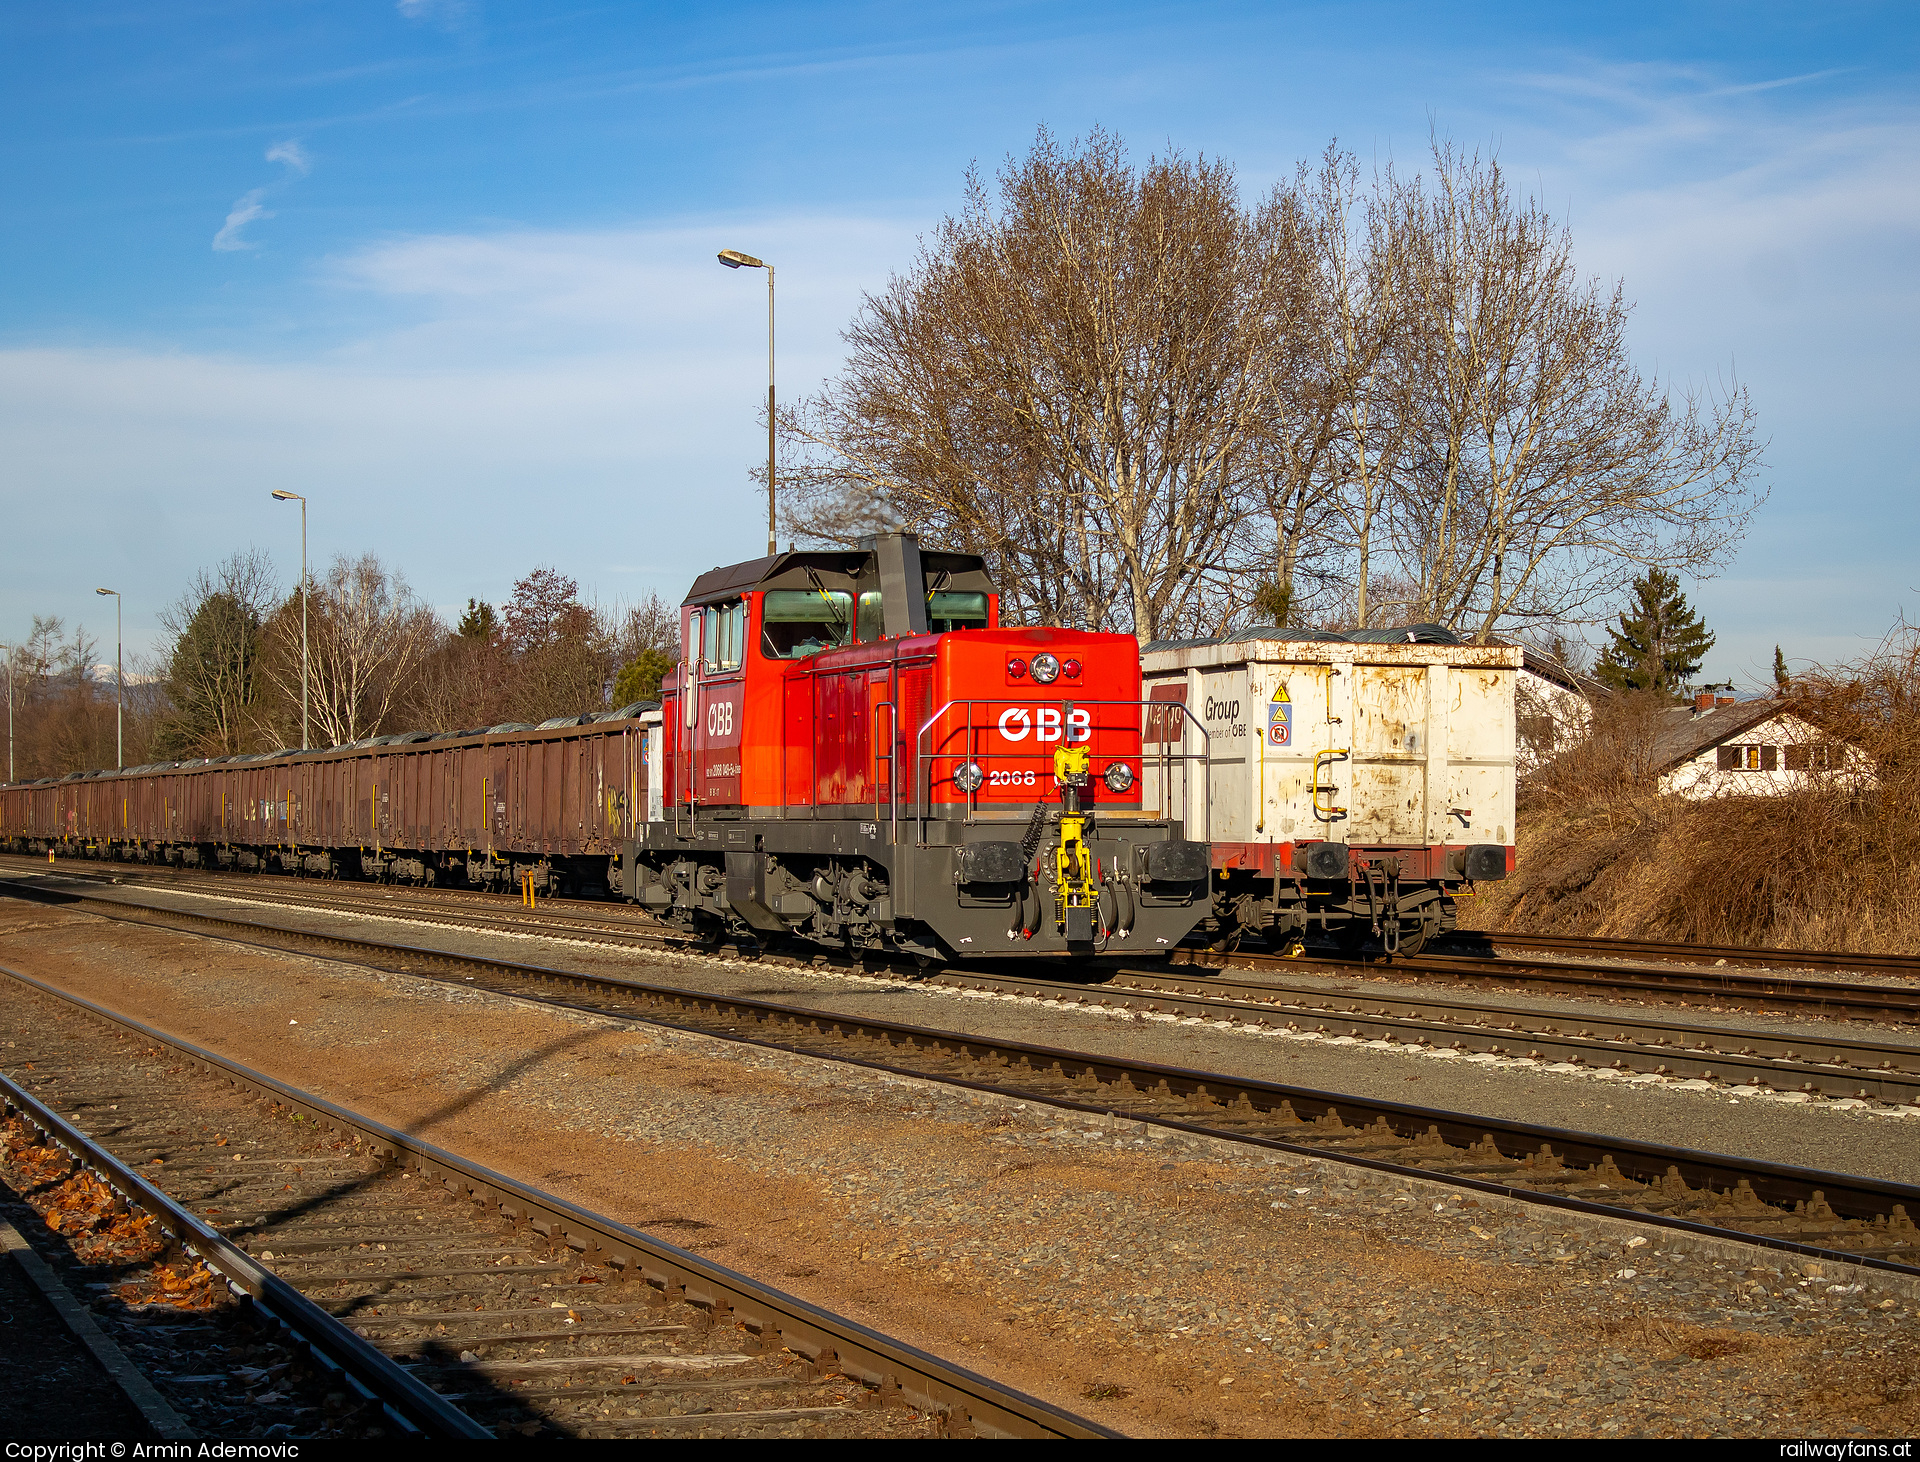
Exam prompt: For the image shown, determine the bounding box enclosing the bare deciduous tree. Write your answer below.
[782,130,1766,648]
[264,554,438,746]
[783,127,1300,639]
[1384,140,1765,641]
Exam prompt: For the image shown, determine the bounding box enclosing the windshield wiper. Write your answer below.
[804,567,849,627]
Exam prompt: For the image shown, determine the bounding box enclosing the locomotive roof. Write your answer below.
[682,538,995,607]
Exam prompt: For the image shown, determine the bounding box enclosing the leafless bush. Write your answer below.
[1517,690,1667,814]
[1477,624,1920,952]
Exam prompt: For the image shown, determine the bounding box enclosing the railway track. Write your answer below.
[4,875,1915,1280]
[10,870,1919,1106]
[955,966,1920,1105]
[0,968,1111,1440]
[1186,944,1920,1024]
[13,853,1917,1031]
[1464,929,1920,978]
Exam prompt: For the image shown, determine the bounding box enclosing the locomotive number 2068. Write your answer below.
[987,769,1038,787]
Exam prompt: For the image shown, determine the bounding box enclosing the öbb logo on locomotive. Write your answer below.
[1,531,1515,960]
[994,707,1092,743]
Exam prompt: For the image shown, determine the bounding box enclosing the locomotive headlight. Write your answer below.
[1103,761,1135,793]
[954,761,985,792]
[1030,652,1061,684]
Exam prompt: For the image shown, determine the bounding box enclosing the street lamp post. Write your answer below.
[271,490,310,749]
[0,642,13,784]
[716,249,777,556]
[94,588,122,769]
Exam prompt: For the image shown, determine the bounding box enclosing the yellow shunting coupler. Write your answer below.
[1052,742,1099,940]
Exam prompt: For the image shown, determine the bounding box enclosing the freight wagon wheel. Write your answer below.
[1207,927,1243,956]
[1393,918,1432,959]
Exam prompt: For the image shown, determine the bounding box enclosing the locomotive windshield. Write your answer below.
[852,588,990,641]
[761,589,853,659]
[928,591,989,632]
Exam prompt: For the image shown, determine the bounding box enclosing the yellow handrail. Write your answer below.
[1311,748,1349,822]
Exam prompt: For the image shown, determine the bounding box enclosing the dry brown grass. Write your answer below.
[1468,630,1920,954]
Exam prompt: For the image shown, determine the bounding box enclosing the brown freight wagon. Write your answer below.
[0,705,663,896]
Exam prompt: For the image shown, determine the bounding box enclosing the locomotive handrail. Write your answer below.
[873,700,898,846]
[911,698,1212,846]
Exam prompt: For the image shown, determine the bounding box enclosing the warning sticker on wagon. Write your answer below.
[1268,686,1291,746]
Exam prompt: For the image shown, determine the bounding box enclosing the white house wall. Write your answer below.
[1517,671,1594,777]
[1659,711,1874,799]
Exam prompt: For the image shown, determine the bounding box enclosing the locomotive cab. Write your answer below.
[637,531,1212,959]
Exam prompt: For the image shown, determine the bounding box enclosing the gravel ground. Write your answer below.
[0,900,1915,1439]
[48,877,1920,1186]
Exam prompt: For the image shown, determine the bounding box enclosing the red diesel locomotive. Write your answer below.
[634,531,1212,957]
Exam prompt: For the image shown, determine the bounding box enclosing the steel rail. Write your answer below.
[1182,945,1920,1023]
[1469,929,1920,978]
[4,878,1914,1278]
[0,855,677,945]
[16,852,1920,1004]
[0,963,1113,1441]
[0,1068,492,1439]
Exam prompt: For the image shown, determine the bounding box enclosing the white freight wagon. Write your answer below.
[1140,627,1520,954]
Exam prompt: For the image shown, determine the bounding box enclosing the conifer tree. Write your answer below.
[456,599,499,643]
[1773,645,1790,697]
[1594,569,1714,696]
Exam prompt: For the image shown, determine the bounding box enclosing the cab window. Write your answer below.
[760,590,852,659]
[701,600,746,672]
[856,591,886,644]
[929,591,989,632]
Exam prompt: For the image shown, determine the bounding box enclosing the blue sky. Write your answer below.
[2,1,1915,688]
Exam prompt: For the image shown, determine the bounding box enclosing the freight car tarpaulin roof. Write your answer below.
[1143,622,1469,652]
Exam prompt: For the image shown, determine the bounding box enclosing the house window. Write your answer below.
[1716,745,1778,772]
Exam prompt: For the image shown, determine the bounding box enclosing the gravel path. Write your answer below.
[0,899,1914,1439]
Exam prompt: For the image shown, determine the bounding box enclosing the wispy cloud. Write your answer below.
[211,139,314,252]
[211,188,272,252]
[265,138,311,175]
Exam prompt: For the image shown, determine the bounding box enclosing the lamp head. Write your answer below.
[271,489,301,501]
[95,588,115,597]
[717,249,765,270]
